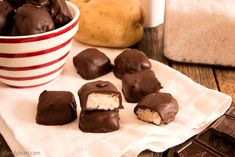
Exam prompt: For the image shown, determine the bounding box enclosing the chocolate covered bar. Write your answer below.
[122,69,162,103]
[134,92,178,125]
[6,0,26,8]
[48,0,72,28]
[0,1,14,35]
[36,90,77,125]
[78,81,123,110]
[73,48,113,80]
[27,0,48,6]
[13,4,54,35]
[79,109,120,133]
[113,49,151,79]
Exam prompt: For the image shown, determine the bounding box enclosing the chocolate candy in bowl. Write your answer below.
[0,1,80,88]
[13,4,55,36]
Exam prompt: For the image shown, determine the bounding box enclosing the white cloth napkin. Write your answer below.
[0,41,232,157]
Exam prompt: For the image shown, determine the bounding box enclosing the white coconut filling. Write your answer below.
[136,108,162,125]
[87,93,120,110]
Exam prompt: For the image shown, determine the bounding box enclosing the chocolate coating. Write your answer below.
[27,0,48,6]
[36,90,77,125]
[79,110,120,133]
[6,0,26,8]
[114,49,151,79]
[122,69,162,103]
[13,4,54,36]
[78,80,123,110]
[73,48,113,80]
[0,1,14,35]
[48,0,72,28]
[134,92,178,124]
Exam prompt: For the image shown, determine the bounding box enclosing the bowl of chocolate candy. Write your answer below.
[0,0,79,88]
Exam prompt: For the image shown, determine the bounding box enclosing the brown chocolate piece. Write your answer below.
[6,0,26,8]
[13,4,54,35]
[134,92,178,125]
[175,141,220,157]
[210,115,235,144]
[122,69,162,103]
[78,80,123,110]
[36,90,77,125]
[27,0,48,6]
[113,49,151,79]
[226,106,235,118]
[0,1,14,35]
[73,48,113,80]
[48,0,72,28]
[196,129,235,157]
[172,108,235,157]
[79,110,120,133]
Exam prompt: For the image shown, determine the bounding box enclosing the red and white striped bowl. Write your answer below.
[0,2,79,88]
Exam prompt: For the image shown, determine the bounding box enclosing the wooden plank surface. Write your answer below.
[1,25,234,157]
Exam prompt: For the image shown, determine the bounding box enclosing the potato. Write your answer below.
[71,0,144,48]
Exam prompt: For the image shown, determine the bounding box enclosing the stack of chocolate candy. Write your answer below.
[114,49,179,126]
[78,80,123,133]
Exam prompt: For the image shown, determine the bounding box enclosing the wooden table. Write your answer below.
[1,26,234,157]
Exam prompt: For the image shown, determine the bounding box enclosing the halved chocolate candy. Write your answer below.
[78,81,123,110]
[114,49,151,79]
[134,92,178,125]
[122,69,162,103]
[73,48,113,80]
[36,90,77,125]
[79,109,120,133]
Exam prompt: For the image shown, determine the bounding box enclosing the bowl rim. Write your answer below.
[0,1,80,39]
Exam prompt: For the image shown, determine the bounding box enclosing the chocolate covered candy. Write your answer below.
[78,81,123,110]
[48,0,72,28]
[6,0,26,8]
[36,90,77,125]
[134,92,178,125]
[73,48,113,80]
[113,49,151,79]
[27,0,48,6]
[79,110,120,133]
[0,1,14,35]
[13,4,54,35]
[122,69,162,103]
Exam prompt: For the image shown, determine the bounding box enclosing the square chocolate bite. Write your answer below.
[36,90,77,125]
[73,48,113,80]
[122,69,162,103]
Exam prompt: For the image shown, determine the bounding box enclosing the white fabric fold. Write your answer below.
[0,41,232,157]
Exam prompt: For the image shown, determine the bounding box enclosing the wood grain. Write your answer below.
[172,63,218,90]
[137,25,168,65]
[214,67,235,105]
